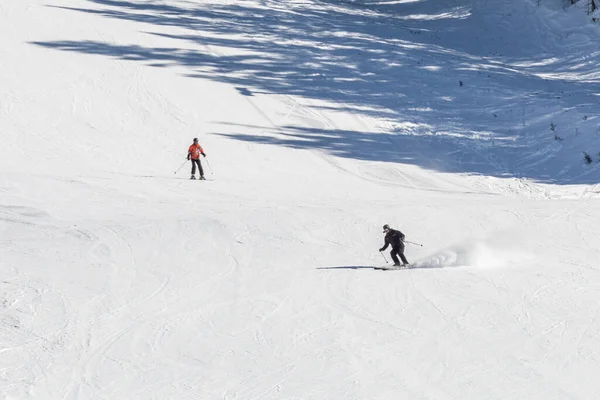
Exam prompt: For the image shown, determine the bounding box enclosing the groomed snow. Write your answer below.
[1,0,600,398]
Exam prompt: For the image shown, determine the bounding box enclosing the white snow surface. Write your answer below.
[1,0,600,398]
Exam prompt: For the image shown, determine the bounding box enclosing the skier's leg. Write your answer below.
[399,253,409,265]
[390,249,400,266]
[399,245,409,265]
[198,159,205,178]
[191,160,197,176]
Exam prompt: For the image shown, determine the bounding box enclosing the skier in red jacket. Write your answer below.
[187,138,206,180]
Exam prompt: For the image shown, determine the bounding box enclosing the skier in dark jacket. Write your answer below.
[379,224,410,267]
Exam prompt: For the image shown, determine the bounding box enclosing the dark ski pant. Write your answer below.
[390,245,409,265]
[190,159,204,177]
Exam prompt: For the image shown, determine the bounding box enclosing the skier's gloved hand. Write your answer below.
[187,155,190,160]
[379,247,385,252]
[202,153,206,157]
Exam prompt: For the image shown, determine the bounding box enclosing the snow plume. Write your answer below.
[414,230,535,269]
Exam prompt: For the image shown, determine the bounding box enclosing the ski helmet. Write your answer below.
[383,224,390,232]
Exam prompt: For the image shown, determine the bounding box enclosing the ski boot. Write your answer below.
[199,176,206,180]
[190,175,196,180]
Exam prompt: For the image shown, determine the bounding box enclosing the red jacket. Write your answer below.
[188,143,205,160]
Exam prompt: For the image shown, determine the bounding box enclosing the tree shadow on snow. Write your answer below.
[31,0,600,184]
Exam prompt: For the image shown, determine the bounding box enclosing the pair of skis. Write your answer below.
[374,264,411,271]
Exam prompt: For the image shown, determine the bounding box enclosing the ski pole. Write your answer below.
[204,156,214,177]
[174,159,188,174]
[405,240,423,247]
[379,250,389,264]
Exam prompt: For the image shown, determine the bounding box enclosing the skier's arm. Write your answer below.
[379,238,389,251]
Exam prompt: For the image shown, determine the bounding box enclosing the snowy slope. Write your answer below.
[1,0,600,399]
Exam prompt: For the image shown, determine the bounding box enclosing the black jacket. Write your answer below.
[381,229,405,251]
